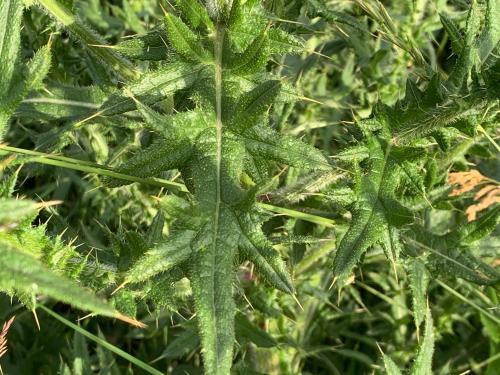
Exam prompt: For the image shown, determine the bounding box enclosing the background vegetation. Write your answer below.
[0,0,498,374]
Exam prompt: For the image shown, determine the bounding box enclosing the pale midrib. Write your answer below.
[210,25,225,364]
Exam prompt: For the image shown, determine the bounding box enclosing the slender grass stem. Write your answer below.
[0,145,337,227]
[39,305,164,375]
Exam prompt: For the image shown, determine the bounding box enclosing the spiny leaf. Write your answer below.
[227,0,242,29]
[408,258,430,329]
[238,214,294,294]
[439,14,464,55]
[270,171,343,205]
[1,44,52,136]
[242,126,331,171]
[0,241,120,319]
[125,231,194,284]
[228,27,269,75]
[380,226,402,275]
[447,0,481,90]
[103,139,192,187]
[235,12,303,54]
[26,45,52,91]
[37,0,137,80]
[230,80,281,131]
[382,355,403,375]
[18,85,104,121]
[0,199,38,227]
[190,212,238,375]
[165,12,209,62]
[0,0,23,99]
[100,63,204,116]
[446,206,500,245]
[476,0,500,63]
[112,30,171,61]
[146,211,165,247]
[175,0,213,30]
[332,136,404,286]
[410,309,434,375]
[406,212,500,285]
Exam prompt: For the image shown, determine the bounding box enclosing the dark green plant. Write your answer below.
[0,0,498,374]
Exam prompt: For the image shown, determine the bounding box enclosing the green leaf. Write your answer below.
[242,126,331,171]
[146,211,165,247]
[26,45,52,91]
[410,309,434,375]
[1,44,52,139]
[408,208,500,285]
[408,258,430,328]
[190,210,238,375]
[380,226,402,273]
[104,139,192,187]
[476,0,500,63]
[37,0,137,80]
[238,214,294,294]
[0,199,38,227]
[125,231,194,284]
[0,0,23,99]
[112,30,170,60]
[448,0,481,90]
[439,14,464,55]
[235,313,277,348]
[332,136,404,286]
[188,28,239,374]
[100,63,204,116]
[165,13,209,62]
[18,84,105,121]
[230,80,281,131]
[228,27,269,75]
[382,355,403,375]
[0,240,120,319]
[175,0,213,29]
[227,0,242,29]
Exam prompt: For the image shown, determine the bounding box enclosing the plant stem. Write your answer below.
[0,144,187,192]
[39,305,164,375]
[0,145,338,226]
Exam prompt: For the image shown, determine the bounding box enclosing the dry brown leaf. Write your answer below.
[448,169,500,221]
[466,185,500,221]
[0,316,15,364]
[448,170,487,196]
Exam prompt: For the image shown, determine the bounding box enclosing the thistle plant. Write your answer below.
[329,0,499,289]
[0,0,498,374]
[101,1,330,371]
[4,0,329,372]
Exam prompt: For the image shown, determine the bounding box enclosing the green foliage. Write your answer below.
[331,0,500,292]
[0,0,51,140]
[0,0,498,374]
[0,169,127,322]
[382,309,434,374]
